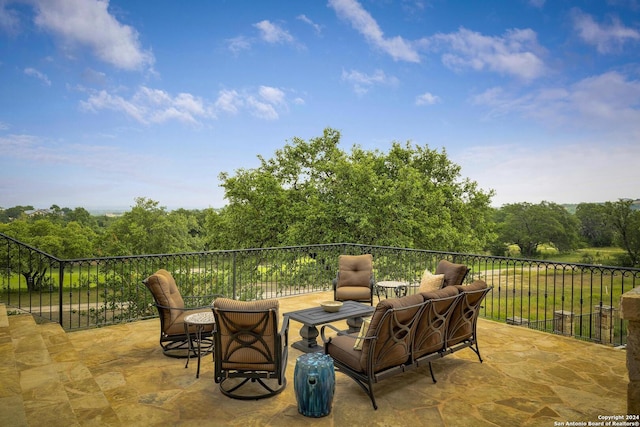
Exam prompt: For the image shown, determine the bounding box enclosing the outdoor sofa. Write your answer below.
[321,280,491,409]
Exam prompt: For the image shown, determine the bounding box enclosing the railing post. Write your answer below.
[58,262,64,327]
[232,252,237,300]
[620,286,640,415]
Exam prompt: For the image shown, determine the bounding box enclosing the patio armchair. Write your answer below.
[333,254,375,305]
[143,269,217,358]
[212,298,289,400]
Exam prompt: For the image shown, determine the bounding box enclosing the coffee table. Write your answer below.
[285,301,375,353]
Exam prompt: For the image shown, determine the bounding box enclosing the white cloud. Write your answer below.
[0,0,20,34]
[32,0,154,71]
[328,0,420,63]
[471,71,640,138]
[429,27,546,81]
[214,86,296,120]
[80,87,213,125]
[341,69,398,95]
[246,96,279,120]
[415,92,440,106]
[254,20,294,44]
[571,8,640,54]
[529,0,545,8]
[259,86,286,105]
[226,36,252,54]
[24,67,51,85]
[297,14,322,34]
[456,142,640,206]
[214,89,243,114]
[83,85,299,123]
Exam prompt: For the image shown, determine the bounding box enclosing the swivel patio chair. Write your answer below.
[333,254,375,305]
[143,269,217,358]
[212,298,289,400]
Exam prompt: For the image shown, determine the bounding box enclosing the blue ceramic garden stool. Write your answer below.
[294,353,335,417]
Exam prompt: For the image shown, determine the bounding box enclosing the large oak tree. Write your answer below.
[218,128,495,252]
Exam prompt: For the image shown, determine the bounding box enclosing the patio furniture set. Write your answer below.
[142,255,491,413]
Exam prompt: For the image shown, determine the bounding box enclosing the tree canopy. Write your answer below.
[492,201,581,257]
[219,128,496,252]
[605,199,640,267]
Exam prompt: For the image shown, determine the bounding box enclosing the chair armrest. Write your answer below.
[320,323,341,344]
[279,315,290,338]
[183,293,226,308]
[320,324,362,343]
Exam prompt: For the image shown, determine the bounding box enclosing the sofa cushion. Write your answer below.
[353,317,372,351]
[327,334,365,372]
[435,260,468,287]
[419,269,445,292]
[420,284,460,301]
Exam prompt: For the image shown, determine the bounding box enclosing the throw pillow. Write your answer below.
[353,317,372,351]
[419,269,445,292]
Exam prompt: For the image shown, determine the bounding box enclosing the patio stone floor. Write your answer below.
[0,291,630,426]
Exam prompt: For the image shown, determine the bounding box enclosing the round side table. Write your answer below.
[374,281,409,300]
[183,311,215,378]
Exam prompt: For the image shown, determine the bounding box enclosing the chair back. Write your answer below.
[447,280,491,346]
[213,298,282,373]
[413,286,462,359]
[143,269,185,332]
[360,294,424,373]
[435,260,469,287]
[334,254,374,304]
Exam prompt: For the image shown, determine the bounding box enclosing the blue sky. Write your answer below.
[1,0,639,211]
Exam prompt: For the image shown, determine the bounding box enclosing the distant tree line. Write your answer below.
[1,128,638,267]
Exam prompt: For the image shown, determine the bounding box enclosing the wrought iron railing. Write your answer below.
[1,232,638,346]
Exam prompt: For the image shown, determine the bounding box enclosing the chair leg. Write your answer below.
[428,362,437,383]
[469,339,483,363]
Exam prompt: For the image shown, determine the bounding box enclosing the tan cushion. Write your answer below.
[144,269,186,333]
[337,254,373,288]
[419,285,460,301]
[418,269,445,292]
[326,334,364,372]
[213,298,280,371]
[435,260,468,287]
[335,286,372,301]
[353,317,371,351]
